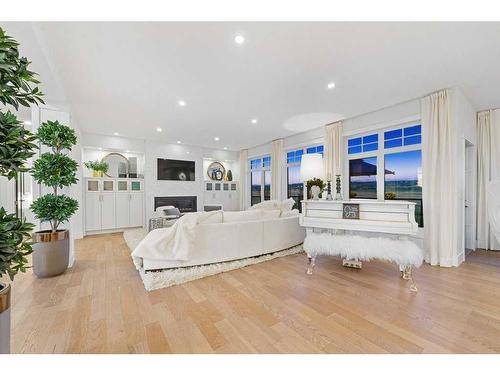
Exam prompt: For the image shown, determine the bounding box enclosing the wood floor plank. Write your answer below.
[3,232,500,353]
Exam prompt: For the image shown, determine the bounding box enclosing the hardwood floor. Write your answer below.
[5,233,500,353]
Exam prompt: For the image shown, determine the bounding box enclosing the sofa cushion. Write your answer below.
[280,198,295,212]
[197,210,223,224]
[281,209,299,218]
[249,198,296,213]
[248,200,281,211]
[223,210,262,223]
[260,209,281,220]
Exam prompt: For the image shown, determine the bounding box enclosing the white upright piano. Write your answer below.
[300,199,418,236]
[300,199,422,291]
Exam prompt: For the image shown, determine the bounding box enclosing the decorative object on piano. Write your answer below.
[303,232,422,292]
[207,161,226,181]
[342,203,360,219]
[226,169,233,181]
[300,153,324,199]
[326,180,333,200]
[334,174,343,200]
[306,178,325,200]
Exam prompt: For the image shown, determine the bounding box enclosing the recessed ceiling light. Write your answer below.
[156,127,162,132]
[327,82,336,89]
[113,132,119,136]
[98,147,103,150]
[223,147,228,150]
[251,118,258,124]
[177,140,181,144]
[214,137,220,141]
[178,100,186,107]
[186,151,190,154]
[234,34,245,44]
[23,120,32,125]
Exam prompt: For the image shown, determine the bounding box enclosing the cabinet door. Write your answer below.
[129,193,144,227]
[85,193,101,231]
[100,193,116,230]
[115,193,130,228]
[86,179,100,192]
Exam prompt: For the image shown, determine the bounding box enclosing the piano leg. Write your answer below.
[402,265,418,292]
[306,255,316,275]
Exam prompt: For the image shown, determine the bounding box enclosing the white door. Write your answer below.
[85,193,101,231]
[100,193,116,230]
[465,141,476,252]
[129,193,144,227]
[115,193,130,228]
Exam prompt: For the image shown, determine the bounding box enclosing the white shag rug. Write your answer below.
[123,228,303,291]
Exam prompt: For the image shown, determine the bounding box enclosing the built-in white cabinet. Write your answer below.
[85,178,144,234]
[204,181,239,211]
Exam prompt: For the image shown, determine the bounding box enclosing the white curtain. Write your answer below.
[239,149,248,210]
[477,109,500,250]
[271,139,283,200]
[422,89,458,266]
[324,121,343,182]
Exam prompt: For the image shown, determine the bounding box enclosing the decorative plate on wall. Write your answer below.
[207,162,226,181]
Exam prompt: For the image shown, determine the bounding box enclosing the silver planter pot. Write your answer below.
[32,229,70,278]
[0,282,11,354]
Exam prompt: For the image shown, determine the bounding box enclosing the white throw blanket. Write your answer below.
[131,211,219,266]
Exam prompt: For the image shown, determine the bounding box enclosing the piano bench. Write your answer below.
[303,232,423,292]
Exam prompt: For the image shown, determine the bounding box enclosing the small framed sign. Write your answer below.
[343,203,360,219]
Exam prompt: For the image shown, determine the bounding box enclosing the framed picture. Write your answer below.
[343,203,360,219]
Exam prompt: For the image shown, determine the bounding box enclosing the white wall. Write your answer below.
[81,132,240,223]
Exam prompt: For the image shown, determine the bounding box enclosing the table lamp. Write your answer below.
[300,153,324,200]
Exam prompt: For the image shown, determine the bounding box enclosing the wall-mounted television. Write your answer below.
[157,158,195,181]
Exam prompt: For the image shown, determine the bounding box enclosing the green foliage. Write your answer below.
[30,194,78,232]
[0,111,37,180]
[36,120,77,152]
[32,153,78,189]
[0,207,34,281]
[0,27,44,109]
[306,178,326,192]
[31,120,79,233]
[84,159,109,173]
[0,26,43,280]
[385,192,397,200]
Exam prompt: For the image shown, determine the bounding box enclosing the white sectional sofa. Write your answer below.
[141,204,305,271]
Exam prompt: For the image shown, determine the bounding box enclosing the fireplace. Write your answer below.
[154,196,197,213]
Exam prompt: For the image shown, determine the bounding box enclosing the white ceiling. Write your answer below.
[3,22,500,150]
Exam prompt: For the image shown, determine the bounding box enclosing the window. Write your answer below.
[384,125,422,149]
[348,133,378,154]
[384,150,423,227]
[286,144,324,211]
[249,156,271,206]
[347,123,423,227]
[349,157,377,199]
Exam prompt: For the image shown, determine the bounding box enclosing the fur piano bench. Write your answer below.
[303,232,424,292]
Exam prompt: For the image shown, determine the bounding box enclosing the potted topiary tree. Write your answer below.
[0,27,44,354]
[30,120,79,278]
